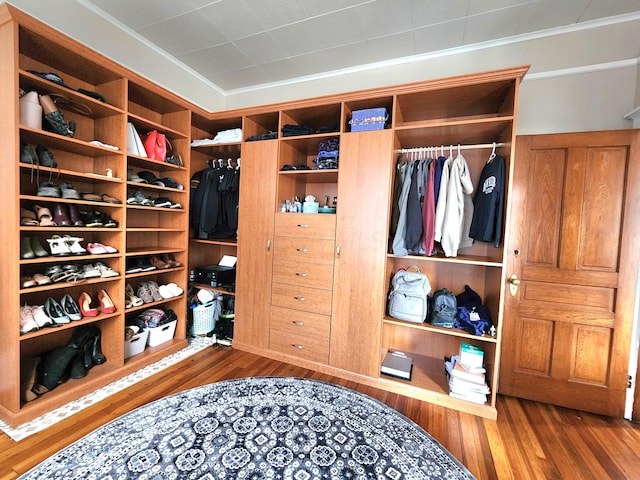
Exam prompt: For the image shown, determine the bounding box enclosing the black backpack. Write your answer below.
[429,288,457,327]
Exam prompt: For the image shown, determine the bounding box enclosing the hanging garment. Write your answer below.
[470,154,505,247]
[389,155,406,247]
[433,155,446,207]
[440,152,475,257]
[421,158,436,255]
[405,158,429,254]
[434,154,453,242]
[392,159,415,256]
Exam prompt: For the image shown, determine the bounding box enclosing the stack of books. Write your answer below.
[444,343,489,404]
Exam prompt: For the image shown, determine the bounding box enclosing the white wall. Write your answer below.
[4,0,639,135]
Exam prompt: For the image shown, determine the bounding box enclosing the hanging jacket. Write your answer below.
[470,154,505,247]
[441,153,475,257]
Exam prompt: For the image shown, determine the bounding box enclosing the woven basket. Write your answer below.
[191,303,216,335]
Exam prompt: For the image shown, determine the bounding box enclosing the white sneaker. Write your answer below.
[166,283,184,296]
[20,305,39,334]
[158,284,174,299]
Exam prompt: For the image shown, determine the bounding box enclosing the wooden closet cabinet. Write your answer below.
[228,67,528,419]
[0,5,190,427]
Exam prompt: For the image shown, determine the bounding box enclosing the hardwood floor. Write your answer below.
[1,346,639,479]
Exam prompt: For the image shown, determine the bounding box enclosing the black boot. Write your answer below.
[83,340,94,370]
[33,346,80,393]
[68,324,97,350]
[69,351,87,379]
[92,333,106,365]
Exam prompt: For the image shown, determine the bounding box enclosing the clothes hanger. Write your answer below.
[488,142,497,163]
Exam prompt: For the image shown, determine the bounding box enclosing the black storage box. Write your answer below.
[195,265,236,287]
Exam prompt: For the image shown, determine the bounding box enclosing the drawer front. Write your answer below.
[275,213,336,239]
[273,237,335,264]
[270,306,331,338]
[272,260,334,289]
[271,283,332,315]
[270,307,330,363]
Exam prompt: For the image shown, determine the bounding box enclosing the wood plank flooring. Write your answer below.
[1,346,639,479]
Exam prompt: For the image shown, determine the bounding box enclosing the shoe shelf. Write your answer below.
[20,127,124,159]
[18,310,121,342]
[19,70,125,118]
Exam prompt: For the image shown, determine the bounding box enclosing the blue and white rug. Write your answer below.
[20,377,475,479]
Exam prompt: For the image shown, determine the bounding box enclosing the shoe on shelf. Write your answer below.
[99,193,121,204]
[158,284,174,299]
[53,203,71,226]
[161,253,181,268]
[97,211,117,227]
[64,235,87,255]
[94,261,119,278]
[125,283,144,307]
[33,273,52,285]
[20,141,38,165]
[149,255,170,269]
[82,263,101,278]
[36,182,61,198]
[40,94,76,137]
[20,305,39,334]
[67,204,84,226]
[125,258,142,274]
[30,237,50,257]
[98,289,116,314]
[46,235,71,256]
[35,144,57,168]
[60,294,82,321]
[60,183,80,200]
[146,281,163,302]
[79,211,103,227]
[31,305,54,328]
[136,282,154,304]
[21,276,37,288]
[151,196,172,208]
[78,292,99,316]
[137,257,156,271]
[21,236,35,259]
[44,297,70,325]
[33,204,57,226]
[166,283,184,296]
[20,208,39,226]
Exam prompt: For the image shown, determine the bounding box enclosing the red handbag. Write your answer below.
[142,130,168,161]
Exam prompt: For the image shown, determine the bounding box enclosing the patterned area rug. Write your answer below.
[20,377,476,479]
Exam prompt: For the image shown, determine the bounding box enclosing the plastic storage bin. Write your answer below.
[124,329,149,359]
[191,303,216,335]
[147,320,177,347]
[349,108,388,131]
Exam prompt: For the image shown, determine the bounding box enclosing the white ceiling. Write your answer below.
[78,0,640,93]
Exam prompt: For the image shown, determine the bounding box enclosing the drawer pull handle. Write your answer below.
[295,273,307,277]
[292,344,303,349]
[292,321,305,326]
[294,296,305,301]
[296,248,308,252]
[297,224,309,228]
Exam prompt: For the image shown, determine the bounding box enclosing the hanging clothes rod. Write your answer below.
[395,142,505,154]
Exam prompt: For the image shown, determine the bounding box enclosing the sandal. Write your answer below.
[33,205,57,226]
[46,235,72,256]
[20,208,39,226]
[63,235,87,255]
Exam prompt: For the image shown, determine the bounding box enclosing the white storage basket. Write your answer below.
[191,303,216,335]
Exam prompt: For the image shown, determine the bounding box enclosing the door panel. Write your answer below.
[501,130,640,417]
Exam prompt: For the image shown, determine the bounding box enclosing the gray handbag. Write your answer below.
[387,266,431,323]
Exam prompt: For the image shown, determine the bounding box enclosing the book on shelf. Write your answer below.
[459,342,485,370]
[445,355,486,384]
[444,354,489,405]
[381,350,413,380]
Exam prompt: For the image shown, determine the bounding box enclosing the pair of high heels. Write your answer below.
[79,289,116,317]
[47,235,86,256]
